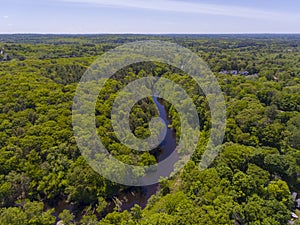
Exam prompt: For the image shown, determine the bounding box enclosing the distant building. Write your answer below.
[240,71,250,76]
[219,70,228,74]
[230,70,238,75]
[292,192,298,202]
[3,53,9,61]
[289,220,295,225]
[291,212,299,219]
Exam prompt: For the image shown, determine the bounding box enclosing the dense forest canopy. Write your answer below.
[0,34,300,225]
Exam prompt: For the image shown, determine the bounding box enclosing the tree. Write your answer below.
[59,210,75,225]
[131,204,143,223]
[0,207,27,225]
[265,180,291,205]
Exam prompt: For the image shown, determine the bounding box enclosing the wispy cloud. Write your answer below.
[61,0,292,20]
[3,16,9,19]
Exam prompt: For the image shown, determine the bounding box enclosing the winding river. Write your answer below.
[53,96,177,221]
[115,96,178,211]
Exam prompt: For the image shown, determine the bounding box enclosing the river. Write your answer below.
[53,96,177,221]
[115,95,178,211]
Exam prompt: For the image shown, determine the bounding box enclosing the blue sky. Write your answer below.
[1,0,300,34]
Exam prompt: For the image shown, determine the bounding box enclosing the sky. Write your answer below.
[1,0,300,34]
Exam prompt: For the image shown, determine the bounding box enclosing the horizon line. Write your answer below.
[1,32,300,35]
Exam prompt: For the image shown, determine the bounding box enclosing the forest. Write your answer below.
[0,34,300,225]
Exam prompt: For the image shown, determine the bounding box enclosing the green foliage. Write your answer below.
[59,209,75,225]
[0,34,300,225]
[0,201,55,225]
